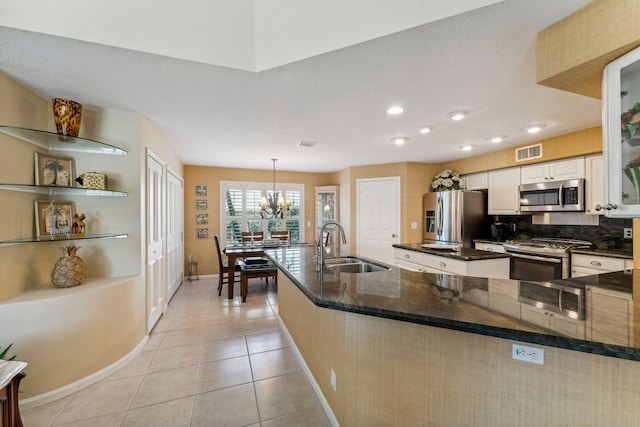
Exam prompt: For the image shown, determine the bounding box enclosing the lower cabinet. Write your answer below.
[520,304,585,339]
[393,248,509,279]
[571,254,632,277]
[585,285,633,346]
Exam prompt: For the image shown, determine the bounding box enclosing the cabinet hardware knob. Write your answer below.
[405,254,410,259]
[439,262,446,267]
[590,261,602,266]
[605,203,618,210]
[594,204,603,211]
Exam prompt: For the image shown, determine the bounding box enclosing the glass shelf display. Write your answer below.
[604,45,640,217]
[0,183,127,196]
[314,185,339,244]
[0,125,127,155]
[0,233,128,247]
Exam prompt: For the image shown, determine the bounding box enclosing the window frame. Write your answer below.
[220,180,305,246]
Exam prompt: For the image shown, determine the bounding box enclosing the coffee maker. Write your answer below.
[490,222,510,242]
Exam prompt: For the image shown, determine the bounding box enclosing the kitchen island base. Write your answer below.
[278,273,640,426]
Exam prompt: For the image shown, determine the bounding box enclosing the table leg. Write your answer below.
[228,254,237,299]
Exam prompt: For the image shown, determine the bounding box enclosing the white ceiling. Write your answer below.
[0,0,600,173]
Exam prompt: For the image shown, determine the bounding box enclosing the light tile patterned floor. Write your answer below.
[21,277,331,427]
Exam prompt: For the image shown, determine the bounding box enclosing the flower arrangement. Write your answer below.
[431,169,463,191]
[621,102,640,146]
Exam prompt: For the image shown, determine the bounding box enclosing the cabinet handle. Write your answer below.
[590,261,602,266]
[549,177,554,180]
[405,254,410,259]
[439,261,446,267]
[594,204,603,211]
[605,203,618,210]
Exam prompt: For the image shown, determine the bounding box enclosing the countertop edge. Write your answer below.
[268,253,640,362]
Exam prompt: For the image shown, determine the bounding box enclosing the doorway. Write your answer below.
[356,177,400,265]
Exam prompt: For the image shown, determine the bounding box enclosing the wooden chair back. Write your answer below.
[270,230,289,241]
[241,231,264,244]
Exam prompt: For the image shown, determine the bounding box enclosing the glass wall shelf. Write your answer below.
[0,183,127,196]
[0,233,128,247]
[0,125,127,155]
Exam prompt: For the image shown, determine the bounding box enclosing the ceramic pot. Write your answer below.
[52,98,82,137]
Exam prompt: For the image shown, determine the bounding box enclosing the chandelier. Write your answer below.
[260,159,291,219]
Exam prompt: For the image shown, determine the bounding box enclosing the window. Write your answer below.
[220,181,304,246]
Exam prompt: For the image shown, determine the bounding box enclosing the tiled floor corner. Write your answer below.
[21,277,332,427]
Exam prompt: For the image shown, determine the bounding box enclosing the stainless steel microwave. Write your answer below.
[519,179,585,212]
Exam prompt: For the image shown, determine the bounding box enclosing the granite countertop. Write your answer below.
[393,243,510,260]
[472,239,633,260]
[266,246,639,361]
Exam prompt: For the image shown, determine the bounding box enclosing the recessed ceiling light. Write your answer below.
[448,111,467,121]
[490,136,506,143]
[391,137,409,145]
[461,145,473,151]
[418,126,432,134]
[526,124,545,134]
[386,105,404,115]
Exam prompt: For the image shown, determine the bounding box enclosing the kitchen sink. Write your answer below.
[324,256,390,273]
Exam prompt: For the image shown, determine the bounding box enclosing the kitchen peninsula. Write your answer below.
[269,245,640,426]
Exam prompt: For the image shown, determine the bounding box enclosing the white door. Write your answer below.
[147,152,165,333]
[357,177,400,265]
[166,169,184,302]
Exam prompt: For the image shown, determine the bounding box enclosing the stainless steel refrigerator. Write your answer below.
[423,190,488,247]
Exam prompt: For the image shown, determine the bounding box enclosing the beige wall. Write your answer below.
[279,272,640,426]
[443,126,602,175]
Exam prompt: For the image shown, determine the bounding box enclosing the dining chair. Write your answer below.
[240,263,278,302]
[270,230,289,241]
[241,231,264,245]
[214,235,243,297]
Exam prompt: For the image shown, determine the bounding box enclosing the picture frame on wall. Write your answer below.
[34,152,75,187]
[196,213,208,224]
[34,200,75,237]
[196,228,209,239]
[196,199,208,210]
[195,185,208,197]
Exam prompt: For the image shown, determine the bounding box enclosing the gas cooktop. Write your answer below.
[503,238,593,255]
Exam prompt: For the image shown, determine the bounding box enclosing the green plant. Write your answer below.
[0,343,16,361]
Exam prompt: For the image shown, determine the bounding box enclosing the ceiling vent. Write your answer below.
[515,143,542,162]
[297,141,318,148]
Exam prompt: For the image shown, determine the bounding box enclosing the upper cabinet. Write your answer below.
[463,172,488,191]
[520,157,584,184]
[603,46,640,217]
[488,167,521,215]
[585,155,604,216]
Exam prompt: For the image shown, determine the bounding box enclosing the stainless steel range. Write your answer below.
[503,238,593,281]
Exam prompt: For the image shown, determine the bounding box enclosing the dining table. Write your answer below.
[223,242,311,299]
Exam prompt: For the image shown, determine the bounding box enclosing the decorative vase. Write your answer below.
[52,98,82,137]
[51,245,87,288]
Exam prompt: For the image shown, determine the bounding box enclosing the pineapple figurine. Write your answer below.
[52,245,87,288]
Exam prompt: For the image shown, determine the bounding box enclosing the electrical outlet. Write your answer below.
[624,228,633,239]
[411,222,418,230]
[330,368,337,391]
[512,344,544,365]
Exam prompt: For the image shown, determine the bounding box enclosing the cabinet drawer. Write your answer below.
[423,254,467,275]
[393,248,425,265]
[571,254,626,272]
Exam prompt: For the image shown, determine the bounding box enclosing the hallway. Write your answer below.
[21,277,331,426]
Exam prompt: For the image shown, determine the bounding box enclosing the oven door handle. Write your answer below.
[508,252,563,264]
[559,184,564,208]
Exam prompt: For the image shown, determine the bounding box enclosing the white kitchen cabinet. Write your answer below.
[488,167,521,215]
[520,304,585,339]
[520,157,585,184]
[462,172,488,190]
[571,253,632,278]
[603,45,640,216]
[585,285,633,346]
[585,154,604,215]
[475,242,506,253]
[393,248,509,278]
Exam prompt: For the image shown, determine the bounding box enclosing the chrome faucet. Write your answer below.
[317,220,347,269]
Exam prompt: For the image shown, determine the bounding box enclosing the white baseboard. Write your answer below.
[19,336,149,410]
[277,315,340,427]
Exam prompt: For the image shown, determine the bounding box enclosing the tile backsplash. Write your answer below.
[495,215,633,250]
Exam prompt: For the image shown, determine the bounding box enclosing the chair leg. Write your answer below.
[217,273,223,296]
[241,275,248,302]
